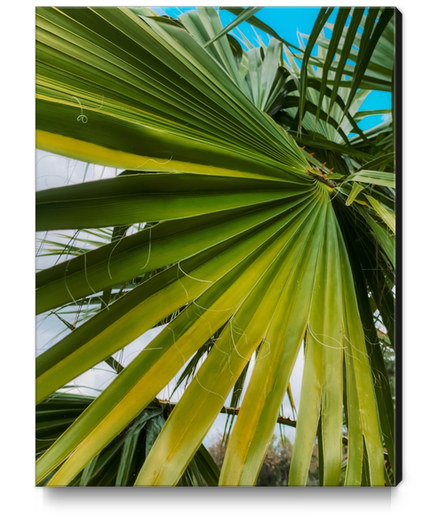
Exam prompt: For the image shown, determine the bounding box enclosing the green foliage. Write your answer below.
[37,393,220,486]
[35,6,397,487]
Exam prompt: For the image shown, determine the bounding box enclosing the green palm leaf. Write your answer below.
[36,6,397,487]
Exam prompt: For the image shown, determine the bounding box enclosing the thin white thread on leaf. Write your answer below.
[307,323,347,350]
[176,264,191,312]
[63,259,79,307]
[72,94,104,124]
[195,375,225,401]
[191,303,214,337]
[342,331,372,365]
[94,95,105,111]
[165,325,186,366]
[140,227,152,270]
[178,262,213,283]
[107,230,128,280]
[211,334,235,381]
[254,339,272,361]
[73,96,88,123]
[130,155,173,171]
[370,368,382,388]
[83,249,110,310]
[363,332,382,347]
[83,251,96,296]
[229,317,271,363]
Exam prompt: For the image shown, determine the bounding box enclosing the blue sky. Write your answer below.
[153,6,391,132]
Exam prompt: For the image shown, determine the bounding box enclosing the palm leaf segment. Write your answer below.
[36,6,396,486]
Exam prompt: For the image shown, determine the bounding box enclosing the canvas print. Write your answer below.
[35,6,400,486]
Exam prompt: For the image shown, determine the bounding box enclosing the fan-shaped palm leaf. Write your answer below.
[35,6,397,487]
